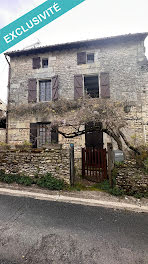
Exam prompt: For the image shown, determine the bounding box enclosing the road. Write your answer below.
[0,194,147,264]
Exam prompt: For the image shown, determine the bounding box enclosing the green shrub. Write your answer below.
[0,170,66,190]
[37,173,66,190]
[143,158,148,173]
[109,186,125,196]
[16,176,33,186]
[0,171,33,186]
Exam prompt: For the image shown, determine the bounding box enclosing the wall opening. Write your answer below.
[84,75,99,98]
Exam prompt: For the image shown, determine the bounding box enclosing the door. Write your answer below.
[85,122,103,149]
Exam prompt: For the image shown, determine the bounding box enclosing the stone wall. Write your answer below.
[0,129,6,143]
[0,145,70,183]
[116,160,148,194]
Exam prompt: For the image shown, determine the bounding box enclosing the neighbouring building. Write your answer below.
[0,99,6,143]
[5,32,148,158]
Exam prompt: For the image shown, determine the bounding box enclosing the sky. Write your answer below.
[0,0,148,102]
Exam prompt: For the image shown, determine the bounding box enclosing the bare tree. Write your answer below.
[9,97,140,154]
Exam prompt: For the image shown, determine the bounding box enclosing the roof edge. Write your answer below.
[5,32,148,57]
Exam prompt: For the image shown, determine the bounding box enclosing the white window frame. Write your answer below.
[37,78,52,102]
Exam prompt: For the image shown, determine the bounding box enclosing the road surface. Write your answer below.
[0,194,147,264]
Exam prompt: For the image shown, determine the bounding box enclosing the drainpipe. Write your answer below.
[5,55,11,144]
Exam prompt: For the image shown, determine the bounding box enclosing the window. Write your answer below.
[74,73,110,100]
[84,75,99,98]
[42,58,48,68]
[38,123,58,147]
[87,53,94,63]
[38,123,51,146]
[77,52,95,65]
[39,80,51,102]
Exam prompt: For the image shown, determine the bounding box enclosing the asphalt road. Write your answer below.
[0,195,147,264]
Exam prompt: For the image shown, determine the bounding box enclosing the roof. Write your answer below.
[5,32,148,57]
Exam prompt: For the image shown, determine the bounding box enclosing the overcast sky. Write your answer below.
[0,0,148,102]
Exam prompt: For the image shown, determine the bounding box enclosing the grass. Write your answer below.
[67,179,124,196]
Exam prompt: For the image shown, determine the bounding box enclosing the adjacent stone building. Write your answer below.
[0,99,6,143]
[5,32,148,156]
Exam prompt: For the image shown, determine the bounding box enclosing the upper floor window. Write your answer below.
[87,53,94,63]
[77,52,95,65]
[42,58,48,68]
[84,75,99,98]
[28,76,59,103]
[32,57,48,69]
[39,80,51,102]
[74,72,110,100]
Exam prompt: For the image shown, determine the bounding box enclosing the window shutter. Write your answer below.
[52,75,59,101]
[77,52,86,65]
[30,123,37,148]
[51,126,58,143]
[100,72,110,98]
[32,57,41,69]
[28,79,37,103]
[74,75,83,99]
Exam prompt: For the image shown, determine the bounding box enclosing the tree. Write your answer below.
[10,97,140,155]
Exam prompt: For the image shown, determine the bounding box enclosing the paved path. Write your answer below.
[0,194,148,264]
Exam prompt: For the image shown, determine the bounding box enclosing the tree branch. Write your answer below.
[119,130,140,155]
[58,127,123,151]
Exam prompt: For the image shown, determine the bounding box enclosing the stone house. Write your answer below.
[0,99,6,143]
[5,32,148,158]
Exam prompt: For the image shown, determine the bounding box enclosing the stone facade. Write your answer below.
[6,33,148,154]
[116,160,148,194]
[0,129,6,143]
[0,145,70,183]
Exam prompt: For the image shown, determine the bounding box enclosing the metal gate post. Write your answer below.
[107,143,113,187]
[82,148,85,178]
[70,144,75,186]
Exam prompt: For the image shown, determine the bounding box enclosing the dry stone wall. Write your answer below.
[116,160,148,194]
[0,145,70,183]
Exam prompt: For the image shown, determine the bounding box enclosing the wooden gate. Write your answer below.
[82,148,107,182]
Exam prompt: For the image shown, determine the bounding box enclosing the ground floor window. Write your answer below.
[30,123,58,148]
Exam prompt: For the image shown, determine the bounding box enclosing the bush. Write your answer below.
[143,158,148,173]
[17,176,33,186]
[0,170,66,189]
[109,186,125,196]
[0,143,11,150]
[37,173,66,190]
[0,171,33,186]
[15,141,32,152]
